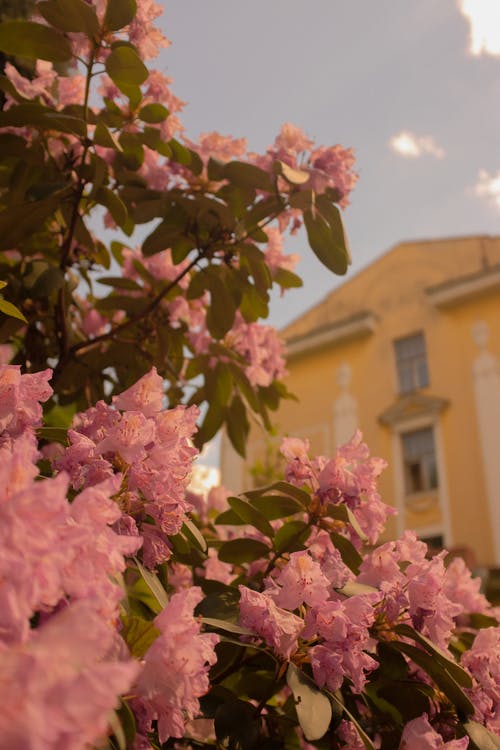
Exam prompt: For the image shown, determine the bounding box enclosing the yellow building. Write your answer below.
[221,235,500,568]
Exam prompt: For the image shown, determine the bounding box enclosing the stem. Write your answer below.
[55,45,97,360]
[69,249,204,357]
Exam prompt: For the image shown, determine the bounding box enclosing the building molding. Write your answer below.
[426,264,500,309]
[285,311,376,359]
[378,392,449,427]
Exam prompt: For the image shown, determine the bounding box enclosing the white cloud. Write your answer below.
[389,131,445,159]
[474,169,500,208]
[458,0,500,56]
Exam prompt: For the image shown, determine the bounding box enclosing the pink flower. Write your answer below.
[406,553,462,649]
[203,548,233,584]
[238,586,304,659]
[113,367,164,417]
[128,0,170,59]
[280,436,314,486]
[461,627,500,733]
[337,719,369,749]
[267,551,330,610]
[443,557,492,616]
[309,594,379,692]
[0,365,52,436]
[399,714,469,749]
[264,227,300,281]
[0,602,140,750]
[224,313,287,388]
[136,587,219,743]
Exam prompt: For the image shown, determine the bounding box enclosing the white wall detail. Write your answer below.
[471,320,500,564]
[334,363,359,449]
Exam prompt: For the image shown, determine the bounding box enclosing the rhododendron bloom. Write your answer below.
[268,551,331,610]
[309,594,379,692]
[136,588,219,743]
[0,365,52,436]
[224,314,287,387]
[461,626,500,733]
[239,586,304,659]
[112,366,164,417]
[0,603,140,750]
[399,714,469,749]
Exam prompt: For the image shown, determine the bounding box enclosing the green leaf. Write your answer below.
[30,266,65,298]
[93,121,123,151]
[286,663,332,742]
[330,531,362,574]
[274,520,310,554]
[389,641,474,717]
[0,197,60,251]
[226,394,249,458]
[215,508,246,526]
[464,720,500,750]
[202,617,253,636]
[37,0,99,37]
[228,496,275,539]
[169,138,203,175]
[218,538,270,564]
[223,161,274,192]
[206,271,237,339]
[273,268,303,289]
[304,207,350,276]
[0,298,26,322]
[394,623,472,688]
[97,276,142,291]
[327,689,376,750]
[250,494,304,520]
[195,587,240,621]
[115,700,136,749]
[327,503,368,542]
[214,699,261,750]
[244,481,310,507]
[95,187,128,228]
[274,160,310,185]
[134,558,168,610]
[120,615,160,657]
[36,426,68,444]
[0,20,72,61]
[182,518,208,552]
[106,45,148,91]
[0,103,86,136]
[196,400,225,447]
[108,711,127,750]
[104,0,137,30]
[138,103,169,123]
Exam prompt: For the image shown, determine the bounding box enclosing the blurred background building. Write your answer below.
[221,234,500,578]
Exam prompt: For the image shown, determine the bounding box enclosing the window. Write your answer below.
[394,332,429,394]
[401,427,438,494]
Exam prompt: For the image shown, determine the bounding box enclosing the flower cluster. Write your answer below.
[57,367,199,568]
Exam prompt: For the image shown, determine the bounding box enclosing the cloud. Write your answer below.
[458,0,500,56]
[474,169,500,208]
[389,131,445,159]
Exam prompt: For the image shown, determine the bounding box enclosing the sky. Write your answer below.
[157,0,500,330]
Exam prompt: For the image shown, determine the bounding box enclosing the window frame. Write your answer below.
[393,331,430,395]
[401,425,439,496]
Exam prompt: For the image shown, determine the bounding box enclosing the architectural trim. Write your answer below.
[286,311,376,359]
[378,393,449,427]
[426,264,500,309]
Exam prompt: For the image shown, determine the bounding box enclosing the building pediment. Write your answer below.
[378,393,449,427]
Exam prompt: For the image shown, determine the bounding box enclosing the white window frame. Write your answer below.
[391,414,452,546]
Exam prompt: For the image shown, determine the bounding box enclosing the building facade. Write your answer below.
[220,235,500,568]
